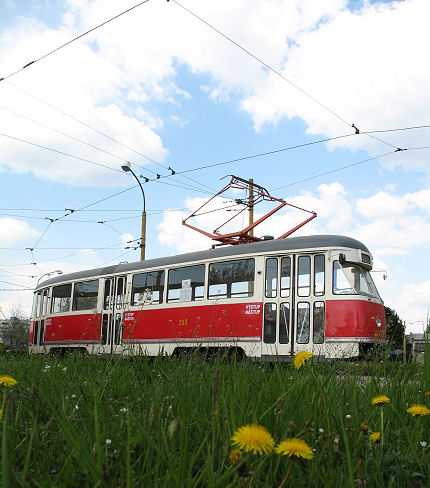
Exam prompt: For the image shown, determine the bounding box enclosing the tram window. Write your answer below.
[313,302,325,344]
[51,284,72,314]
[32,293,41,319]
[132,270,165,305]
[35,292,42,318]
[103,280,112,310]
[296,302,310,344]
[33,322,39,345]
[280,257,291,298]
[314,255,325,296]
[39,320,45,346]
[263,303,276,344]
[208,259,255,299]
[72,280,99,311]
[265,258,278,298]
[297,256,311,297]
[116,277,126,309]
[167,265,205,302]
[41,290,49,316]
[279,302,290,344]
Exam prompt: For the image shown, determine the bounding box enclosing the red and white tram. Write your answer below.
[29,235,386,359]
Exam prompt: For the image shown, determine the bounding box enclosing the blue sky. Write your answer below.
[0,0,429,332]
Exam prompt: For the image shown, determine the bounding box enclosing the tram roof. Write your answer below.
[36,234,369,290]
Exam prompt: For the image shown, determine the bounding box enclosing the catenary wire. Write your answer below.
[0,0,151,82]
[171,0,398,151]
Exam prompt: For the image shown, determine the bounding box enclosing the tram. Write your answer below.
[29,234,386,359]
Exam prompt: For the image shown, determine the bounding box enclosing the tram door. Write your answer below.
[101,276,127,354]
[262,254,326,358]
[261,256,293,357]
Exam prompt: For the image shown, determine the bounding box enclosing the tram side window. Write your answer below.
[279,302,290,344]
[72,280,99,311]
[167,265,205,303]
[132,270,165,305]
[296,302,310,344]
[51,284,72,313]
[263,303,276,344]
[280,257,291,297]
[209,258,255,299]
[265,258,277,298]
[314,255,325,296]
[32,292,41,319]
[313,301,325,344]
[297,256,311,297]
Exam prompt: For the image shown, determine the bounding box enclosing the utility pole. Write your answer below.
[249,178,254,237]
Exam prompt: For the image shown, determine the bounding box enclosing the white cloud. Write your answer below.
[0,218,39,245]
[395,280,430,332]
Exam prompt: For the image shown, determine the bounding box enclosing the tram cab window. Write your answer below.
[314,255,325,296]
[32,292,41,319]
[51,284,72,313]
[209,258,255,299]
[333,261,379,298]
[72,280,99,311]
[132,270,165,305]
[167,265,205,303]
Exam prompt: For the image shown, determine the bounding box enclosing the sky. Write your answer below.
[0,0,429,332]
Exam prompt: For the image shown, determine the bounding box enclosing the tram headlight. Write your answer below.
[376,317,382,328]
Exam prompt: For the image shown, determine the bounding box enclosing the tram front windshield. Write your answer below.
[333,261,380,298]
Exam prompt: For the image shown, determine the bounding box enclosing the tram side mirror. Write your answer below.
[339,253,346,265]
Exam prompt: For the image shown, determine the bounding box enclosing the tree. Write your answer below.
[384,306,405,350]
[1,305,30,350]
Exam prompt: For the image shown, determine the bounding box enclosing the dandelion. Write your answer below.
[105,439,112,445]
[318,428,324,433]
[370,432,380,443]
[371,395,390,406]
[74,405,79,411]
[345,414,352,420]
[360,423,369,434]
[293,351,313,370]
[231,424,275,455]
[275,438,314,460]
[0,375,17,387]
[406,404,430,417]
[229,449,243,466]
[420,441,427,447]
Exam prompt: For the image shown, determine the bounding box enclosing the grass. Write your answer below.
[0,352,429,487]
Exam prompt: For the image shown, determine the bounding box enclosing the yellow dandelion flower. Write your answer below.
[293,351,313,370]
[231,424,275,455]
[229,449,243,466]
[275,438,314,460]
[0,375,17,387]
[370,432,380,443]
[371,395,390,406]
[406,404,430,417]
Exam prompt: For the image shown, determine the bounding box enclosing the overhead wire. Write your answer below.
[0,0,152,82]
[170,0,399,151]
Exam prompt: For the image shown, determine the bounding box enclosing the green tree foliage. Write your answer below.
[1,305,29,350]
[384,306,405,350]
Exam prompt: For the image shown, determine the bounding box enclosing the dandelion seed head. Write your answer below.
[420,441,427,447]
[105,439,112,445]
